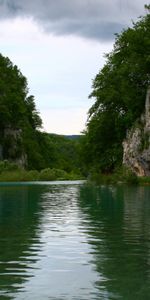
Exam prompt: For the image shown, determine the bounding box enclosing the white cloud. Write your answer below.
[41,107,88,135]
[0,17,113,133]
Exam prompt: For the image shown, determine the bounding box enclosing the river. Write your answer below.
[0,181,150,299]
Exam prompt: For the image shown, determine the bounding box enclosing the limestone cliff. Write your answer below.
[0,127,27,168]
[123,88,150,176]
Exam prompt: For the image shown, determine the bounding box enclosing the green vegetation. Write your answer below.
[0,161,83,182]
[81,5,150,176]
[88,166,139,185]
[45,133,82,173]
[88,166,150,186]
[0,54,83,180]
[138,176,150,185]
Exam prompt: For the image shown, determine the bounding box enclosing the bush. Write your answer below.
[0,170,25,182]
[0,160,19,173]
[138,176,150,185]
[52,168,67,179]
[18,170,40,181]
[39,168,57,181]
[87,166,139,185]
[64,171,83,180]
[0,163,83,182]
[116,166,139,185]
[27,170,40,181]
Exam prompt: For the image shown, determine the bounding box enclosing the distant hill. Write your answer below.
[44,133,82,172]
[48,133,82,140]
[64,135,82,140]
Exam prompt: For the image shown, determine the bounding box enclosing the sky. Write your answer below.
[0,0,146,134]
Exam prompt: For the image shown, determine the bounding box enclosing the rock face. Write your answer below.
[0,127,27,168]
[123,88,150,176]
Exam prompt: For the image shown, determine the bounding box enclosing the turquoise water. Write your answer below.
[0,182,150,299]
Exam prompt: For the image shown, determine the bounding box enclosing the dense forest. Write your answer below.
[81,5,150,175]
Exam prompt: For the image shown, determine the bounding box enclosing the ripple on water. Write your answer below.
[0,183,150,299]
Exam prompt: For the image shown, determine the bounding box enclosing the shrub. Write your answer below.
[0,160,19,173]
[52,168,67,179]
[39,168,57,181]
[114,166,139,185]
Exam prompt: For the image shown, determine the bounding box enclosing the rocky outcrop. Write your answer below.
[0,127,27,168]
[123,88,150,176]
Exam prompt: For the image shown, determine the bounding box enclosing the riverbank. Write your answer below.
[88,167,150,186]
[1,161,150,185]
[0,160,84,182]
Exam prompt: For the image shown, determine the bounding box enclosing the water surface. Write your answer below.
[0,181,150,299]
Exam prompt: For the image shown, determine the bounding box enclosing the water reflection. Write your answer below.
[0,185,46,299]
[0,182,150,299]
[15,184,98,300]
[78,184,150,299]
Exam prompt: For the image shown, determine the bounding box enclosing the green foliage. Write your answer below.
[0,166,83,182]
[0,169,40,182]
[0,54,42,131]
[0,55,27,128]
[114,166,139,185]
[26,170,40,181]
[0,53,43,167]
[0,53,83,176]
[39,168,59,181]
[138,176,150,185]
[22,131,83,173]
[39,168,83,181]
[25,95,42,129]
[46,134,81,172]
[88,166,139,185]
[0,160,19,173]
[82,6,150,174]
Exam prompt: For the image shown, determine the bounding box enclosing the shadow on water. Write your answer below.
[0,184,48,299]
[78,184,150,300]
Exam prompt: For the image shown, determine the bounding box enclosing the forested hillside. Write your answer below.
[81,5,150,174]
[0,54,82,177]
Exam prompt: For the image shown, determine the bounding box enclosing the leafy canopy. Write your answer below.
[0,54,42,130]
[83,5,150,173]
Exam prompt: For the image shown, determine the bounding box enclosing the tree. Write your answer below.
[83,6,150,173]
[25,95,42,129]
[0,53,43,166]
[0,55,28,128]
[0,53,83,174]
[0,54,42,131]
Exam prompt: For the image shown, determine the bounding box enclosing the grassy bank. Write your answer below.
[0,161,84,182]
[88,167,150,185]
[1,161,150,185]
[89,167,140,185]
[138,176,150,186]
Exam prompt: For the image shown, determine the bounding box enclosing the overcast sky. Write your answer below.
[0,0,146,134]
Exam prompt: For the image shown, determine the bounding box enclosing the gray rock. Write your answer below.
[123,88,150,176]
[1,127,27,168]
